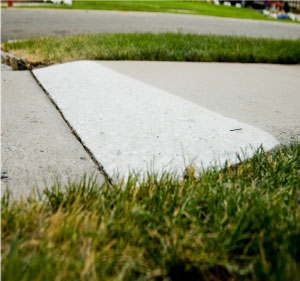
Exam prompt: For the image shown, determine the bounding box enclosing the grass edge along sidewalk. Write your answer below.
[2,33,300,66]
[2,143,300,281]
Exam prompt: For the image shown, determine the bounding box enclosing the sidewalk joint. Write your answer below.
[30,69,113,186]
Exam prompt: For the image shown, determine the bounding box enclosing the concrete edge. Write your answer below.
[29,69,113,185]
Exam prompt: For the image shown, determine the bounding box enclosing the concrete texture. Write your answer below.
[33,61,278,179]
[2,9,300,42]
[1,64,12,71]
[99,61,300,144]
[1,71,104,199]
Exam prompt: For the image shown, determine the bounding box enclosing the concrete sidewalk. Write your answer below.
[99,61,300,144]
[32,61,284,179]
[1,71,104,199]
[2,62,299,197]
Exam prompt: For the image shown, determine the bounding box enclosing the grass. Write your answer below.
[2,33,300,65]
[2,143,300,281]
[12,0,297,23]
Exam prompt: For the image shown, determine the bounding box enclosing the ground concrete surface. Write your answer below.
[1,71,104,199]
[2,62,299,196]
[33,61,279,179]
[2,9,300,42]
[99,61,300,144]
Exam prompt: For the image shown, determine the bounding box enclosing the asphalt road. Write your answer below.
[2,8,300,42]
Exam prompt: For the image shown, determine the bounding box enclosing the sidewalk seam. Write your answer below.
[30,70,113,185]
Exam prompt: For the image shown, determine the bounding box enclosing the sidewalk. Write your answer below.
[2,61,299,197]
[33,61,291,179]
[99,61,300,144]
[1,71,104,199]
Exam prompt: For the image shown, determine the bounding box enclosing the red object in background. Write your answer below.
[275,1,284,8]
[8,0,13,7]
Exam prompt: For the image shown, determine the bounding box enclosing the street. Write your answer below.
[2,8,300,42]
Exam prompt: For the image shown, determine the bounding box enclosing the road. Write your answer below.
[2,8,300,42]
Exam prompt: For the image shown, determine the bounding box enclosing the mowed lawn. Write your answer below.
[17,1,271,21]
[2,143,300,281]
[2,33,300,66]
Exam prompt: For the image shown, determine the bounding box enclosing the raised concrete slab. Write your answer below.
[99,61,300,144]
[33,61,279,179]
[1,71,104,199]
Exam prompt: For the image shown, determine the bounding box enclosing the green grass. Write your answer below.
[48,1,266,20]
[13,0,296,23]
[2,143,300,281]
[2,33,300,65]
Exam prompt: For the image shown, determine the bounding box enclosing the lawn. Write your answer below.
[16,1,273,21]
[2,143,300,281]
[2,33,300,66]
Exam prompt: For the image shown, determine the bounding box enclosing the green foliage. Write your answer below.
[2,143,300,280]
[65,1,268,20]
[3,33,300,65]
[17,1,271,21]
